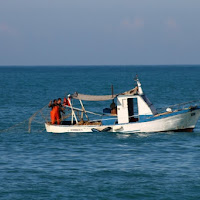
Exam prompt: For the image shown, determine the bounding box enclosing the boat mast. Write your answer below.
[135,75,143,95]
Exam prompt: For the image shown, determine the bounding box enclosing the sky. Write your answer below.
[0,0,200,66]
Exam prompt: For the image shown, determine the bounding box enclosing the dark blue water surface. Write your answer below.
[1,66,200,200]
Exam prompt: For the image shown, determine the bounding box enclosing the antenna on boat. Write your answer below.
[111,85,114,98]
[111,84,115,106]
[135,74,143,95]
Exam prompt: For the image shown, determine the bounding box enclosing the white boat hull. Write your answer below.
[45,108,200,133]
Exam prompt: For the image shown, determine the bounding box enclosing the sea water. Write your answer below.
[1,66,200,200]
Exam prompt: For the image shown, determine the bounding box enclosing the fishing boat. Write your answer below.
[45,77,200,133]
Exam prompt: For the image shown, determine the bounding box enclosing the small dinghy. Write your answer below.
[45,77,200,133]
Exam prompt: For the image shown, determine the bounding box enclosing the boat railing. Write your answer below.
[156,99,200,116]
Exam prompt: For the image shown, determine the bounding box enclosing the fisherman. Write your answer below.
[49,99,60,125]
[48,99,57,110]
[110,100,117,115]
[57,98,65,122]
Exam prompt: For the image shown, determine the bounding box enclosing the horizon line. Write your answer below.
[1,64,200,67]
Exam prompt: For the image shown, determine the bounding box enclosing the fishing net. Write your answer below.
[0,104,50,133]
[0,104,77,133]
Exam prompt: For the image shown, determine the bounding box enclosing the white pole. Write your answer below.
[79,99,89,121]
[68,95,78,124]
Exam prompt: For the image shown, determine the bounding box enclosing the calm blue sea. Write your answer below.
[1,66,200,200]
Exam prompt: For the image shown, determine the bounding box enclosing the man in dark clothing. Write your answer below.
[48,99,57,109]
[57,98,65,120]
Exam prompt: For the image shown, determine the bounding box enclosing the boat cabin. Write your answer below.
[116,94,157,124]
